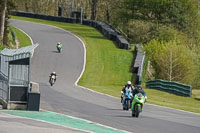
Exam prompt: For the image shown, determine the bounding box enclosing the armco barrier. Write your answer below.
[146,79,192,97]
[10,11,76,23]
[10,11,130,50]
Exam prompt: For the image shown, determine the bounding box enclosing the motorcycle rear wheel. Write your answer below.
[132,110,135,117]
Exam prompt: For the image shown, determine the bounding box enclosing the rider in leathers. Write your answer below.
[132,85,146,97]
[121,81,134,103]
[49,72,57,82]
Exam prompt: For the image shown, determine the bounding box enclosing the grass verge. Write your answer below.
[10,16,200,113]
[10,26,32,47]
[145,89,200,113]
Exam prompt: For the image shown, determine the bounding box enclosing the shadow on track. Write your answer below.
[51,51,59,53]
[106,108,123,111]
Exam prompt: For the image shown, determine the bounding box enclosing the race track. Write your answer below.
[10,19,200,133]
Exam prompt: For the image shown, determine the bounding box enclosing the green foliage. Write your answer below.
[13,0,200,46]
[157,25,190,45]
[157,26,178,42]
[189,46,200,89]
[0,43,7,50]
[119,0,200,45]
[0,0,16,45]
[127,20,157,44]
[15,0,58,15]
[144,40,195,85]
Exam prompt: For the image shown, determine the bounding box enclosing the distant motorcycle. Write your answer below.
[49,75,56,86]
[122,91,133,110]
[131,93,146,117]
[57,44,62,53]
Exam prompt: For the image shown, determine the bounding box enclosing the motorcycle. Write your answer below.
[57,44,62,53]
[122,91,133,110]
[131,93,146,117]
[49,75,56,86]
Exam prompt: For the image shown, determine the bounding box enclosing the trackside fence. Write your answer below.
[146,79,192,97]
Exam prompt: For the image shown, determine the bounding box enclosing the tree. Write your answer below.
[0,0,7,44]
[89,0,98,20]
[0,0,15,45]
[144,39,195,85]
[119,0,200,44]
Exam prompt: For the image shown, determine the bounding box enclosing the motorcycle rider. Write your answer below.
[57,42,62,47]
[49,72,57,82]
[57,42,62,52]
[121,81,134,103]
[132,85,147,101]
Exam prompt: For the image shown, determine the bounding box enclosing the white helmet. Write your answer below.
[52,72,56,74]
[127,81,131,85]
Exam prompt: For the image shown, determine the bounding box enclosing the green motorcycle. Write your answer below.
[57,44,62,53]
[131,93,146,117]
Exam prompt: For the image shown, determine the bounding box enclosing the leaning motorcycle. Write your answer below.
[131,93,146,117]
[57,44,62,53]
[49,75,56,86]
[122,91,132,110]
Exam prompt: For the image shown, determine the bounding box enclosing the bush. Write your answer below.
[127,20,157,44]
[144,39,195,85]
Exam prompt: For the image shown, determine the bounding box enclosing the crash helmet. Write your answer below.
[57,42,61,45]
[127,81,132,87]
[52,72,56,75]
[136,85,142,92]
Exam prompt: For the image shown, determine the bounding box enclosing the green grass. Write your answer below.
[145,88,200,113]
[10,26,32,47]
[8,27,16,46]
[10,16,200,113]
[0,44,7,50]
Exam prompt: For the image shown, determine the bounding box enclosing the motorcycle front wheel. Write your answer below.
[50,79,54,86]
[135,105,141,117]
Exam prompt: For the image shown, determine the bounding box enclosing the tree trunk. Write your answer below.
[25,0,29,12]
[90,0,98,20]
[0,0,7,44]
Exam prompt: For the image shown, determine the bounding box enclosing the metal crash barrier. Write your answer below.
[146,79,192,97]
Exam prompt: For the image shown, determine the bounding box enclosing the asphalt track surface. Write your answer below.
[10,19,200,133]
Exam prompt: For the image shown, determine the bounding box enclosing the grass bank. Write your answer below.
[11,16,200,113]
[10,26,32,47]
[0,25,31,50]
[146,89,200,113]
